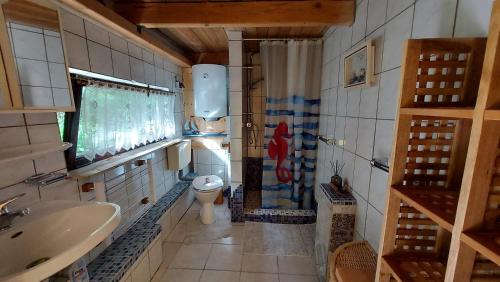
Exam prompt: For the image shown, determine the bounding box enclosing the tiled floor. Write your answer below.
[152,200,318,282]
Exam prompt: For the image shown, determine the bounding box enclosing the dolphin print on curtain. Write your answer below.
[260,40,322,209]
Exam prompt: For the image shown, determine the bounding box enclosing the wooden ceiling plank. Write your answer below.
[113,0,355,28]
[53,0,192,66]
[162,28,206,53]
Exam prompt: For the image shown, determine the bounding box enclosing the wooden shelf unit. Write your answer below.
[376,2,500,281]
[375,32,492,280]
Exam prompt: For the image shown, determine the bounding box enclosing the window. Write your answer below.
[59,80,176,169]
[76,84,176,161]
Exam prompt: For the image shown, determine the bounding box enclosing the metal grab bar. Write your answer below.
[318,135,345,146]
[370,158,389,172]
[24,172,68,187]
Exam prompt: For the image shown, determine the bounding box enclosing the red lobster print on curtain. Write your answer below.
[268,122,292,183]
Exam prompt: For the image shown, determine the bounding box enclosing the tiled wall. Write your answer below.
[0,8,185,260]
[315,0,494,251]
[7,23,71,107]
[227,30,244,192]
[193,148,229,185]
[244,53,265,158]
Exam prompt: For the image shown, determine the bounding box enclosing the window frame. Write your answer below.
[61,74,175,170]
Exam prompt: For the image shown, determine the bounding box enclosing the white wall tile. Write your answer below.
[143,50,154,64]
[229,67,243,91]
[27,124,60,143]
[22,86,53,107]
[25,113,56,125]
[368,27,385,74]
[128,42,143,59]
[342,150,355,186]
[336,87,348,116]
[45,36,65,64]
[0,114,24,127]
[0,159,35,188]
[0,126,29,147]
[109,33,129,53]
[373,119,394,160]
[40,179,81,201]
[230,161,243,182]
[230,92,243,116]
[346,89,361,117]
[412,0,457,39]
[144,63,156,85]
[49,63,69,88]
[353,190,368,235]
[231,139,243,161]
[0,183,40,210]
[359,80,379,119]
[17,59,51,87]
[369,168,388,212]
[130,57,146,83]
[53,88,72,107]
[365,205,383,251]
[198,149,212,164]
[112,50,131,80]
[366,0,388,34]
[61,11,85,36]
[381,6,414,71]
[377,68,401,120]
[341,27,353,52]
[353,156,371,199]
[344,117,358,153]
[352,0,368,44]
[356,118,376,159]
[229,41,243,66]
[334,117,346,141]
[11,28,46,60]
[88,41,113,76]
[64,31,90,71]
[454,0,494,37]
[386,0,414,20]
[84,21,110,46]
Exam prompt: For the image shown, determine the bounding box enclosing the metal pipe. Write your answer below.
[241,38,322,41]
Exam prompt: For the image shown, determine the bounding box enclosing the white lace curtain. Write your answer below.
[78,84,176,161]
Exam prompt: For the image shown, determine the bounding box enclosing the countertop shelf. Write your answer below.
[461,231,500,266]
[382,253,447,282]
[400,107,474,119]
[0,142,72,165]
[392,185,459,232]
[68,138,183,179]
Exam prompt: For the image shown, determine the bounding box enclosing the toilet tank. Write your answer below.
[192,64,227,119]
[167,140,191,170]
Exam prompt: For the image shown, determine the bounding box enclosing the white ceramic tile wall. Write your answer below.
[193,148,229,185]
[315,0,493,252]
[0,8,186,263]
[60,9,181,86]
[227,29,244,192]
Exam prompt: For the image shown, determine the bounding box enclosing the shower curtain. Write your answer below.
[260,40,322,210]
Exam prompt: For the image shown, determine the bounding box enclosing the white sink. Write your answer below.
[0,201,121,282]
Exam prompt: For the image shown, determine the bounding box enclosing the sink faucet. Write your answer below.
[0,193,30,231]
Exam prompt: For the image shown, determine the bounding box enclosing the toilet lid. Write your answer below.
[193,175,223,192]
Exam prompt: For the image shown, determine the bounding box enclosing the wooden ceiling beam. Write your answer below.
[113,0,355,28]
[53,0,192,67]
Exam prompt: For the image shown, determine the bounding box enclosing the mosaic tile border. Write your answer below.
[88,181,191,282]
[319,183,356,205]
[230,185,316,224]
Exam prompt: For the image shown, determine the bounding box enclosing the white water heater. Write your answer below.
[192,64,227,119]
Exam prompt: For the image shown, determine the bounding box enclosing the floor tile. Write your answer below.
[162,242,182,268]
[243,223,307,256]
[153,268,202,282]
[278,256,316,275]
[205,244,243,271]
[199,270,241,282]
[240,272,279,282]
[278,274,319,282]
[169,243,212,269]
[166,223,187,243]
[241,254,278,273]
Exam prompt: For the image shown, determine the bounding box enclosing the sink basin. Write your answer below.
[0,201,120,281]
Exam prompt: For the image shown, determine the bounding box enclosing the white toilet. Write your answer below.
[192,175,223,224]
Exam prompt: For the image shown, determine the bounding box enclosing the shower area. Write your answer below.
[241,38,322,212]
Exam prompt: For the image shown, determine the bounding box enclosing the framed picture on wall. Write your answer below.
[343,39,374,89]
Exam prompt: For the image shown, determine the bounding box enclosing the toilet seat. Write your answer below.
[192,175,224,225]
